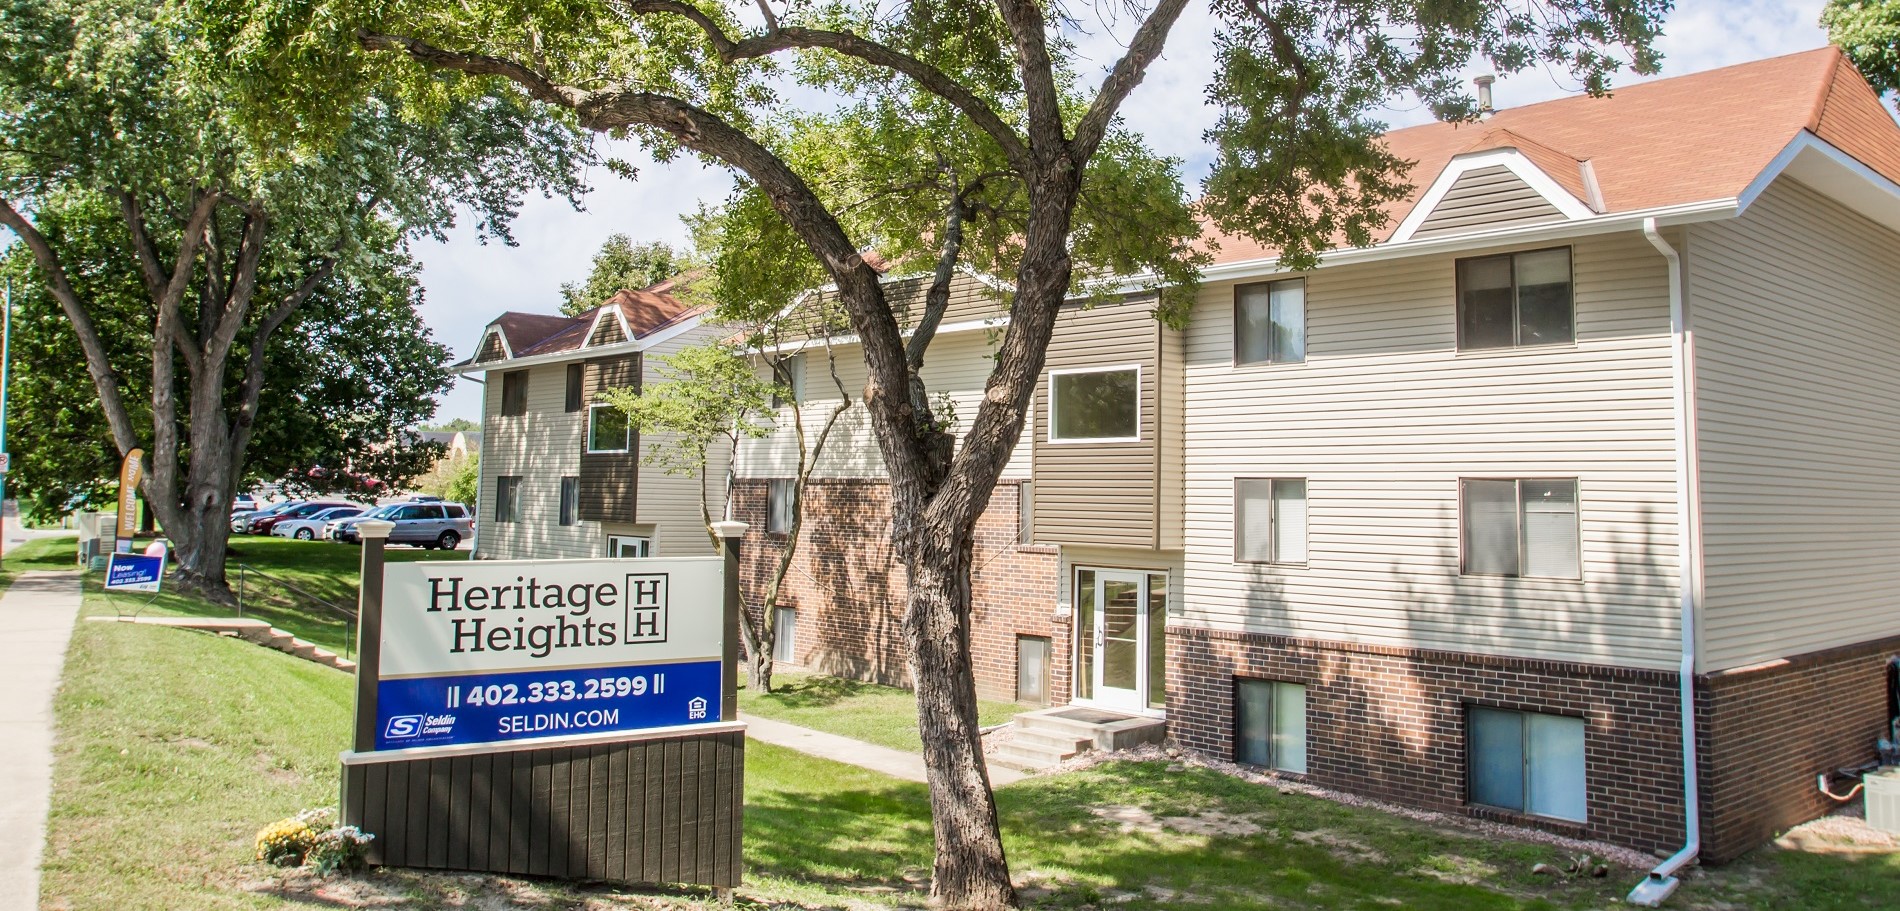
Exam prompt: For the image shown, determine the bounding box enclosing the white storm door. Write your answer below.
[1092,570,1148,713]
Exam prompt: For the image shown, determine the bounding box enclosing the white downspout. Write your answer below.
[1630,218,1701,906]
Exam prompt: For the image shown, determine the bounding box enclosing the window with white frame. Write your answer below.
[772,606,797,663]
[767,478,794,535]
[558,476,579,526]
[606,534,651,558]
[1236,678,1307,773]
[1049,366,1140,442]
[1457,247,1574,350]
[495,476,522,524]
[1461,479,1580,579]
[1467,706,1587,821]
[1236,478,1308,565]
[586,403,631,453]
[1235,278,1306,365]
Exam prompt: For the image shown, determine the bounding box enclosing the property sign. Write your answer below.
[0,451,10,474]
[103,552,165,592]
[372,558,726,752]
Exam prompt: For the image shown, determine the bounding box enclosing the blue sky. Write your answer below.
[416,0,1836,422]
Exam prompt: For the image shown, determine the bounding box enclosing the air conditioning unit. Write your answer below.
[1866,767,1900,834]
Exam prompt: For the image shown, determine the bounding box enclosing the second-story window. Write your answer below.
[587,404,631,453]
[1236,478,1308,565]
[1457,247,1574,350]
[565,363,585,412]
[767,478,794,534]
[1461,478,1580,579]
[500,370,529,417]
[495,476,522,523]
[558,476,579,526]
[1049,365,1140,442]
[1235,278,1306,365]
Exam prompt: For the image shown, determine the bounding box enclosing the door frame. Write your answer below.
[1071,564,1168,717]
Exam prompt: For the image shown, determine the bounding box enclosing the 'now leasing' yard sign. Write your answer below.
[340,524,747,890]
[375,559,726,751]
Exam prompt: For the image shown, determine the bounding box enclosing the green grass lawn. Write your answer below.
[45,591,1899,910]
[89,535,448,657]
[740,667,1029,753]
[0,534,83,596]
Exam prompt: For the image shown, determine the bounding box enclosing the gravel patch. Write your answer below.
[1050,741,1656,869]
[1774,804,1899,855]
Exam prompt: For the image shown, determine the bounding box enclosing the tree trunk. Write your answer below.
[905,527,1013,910]
[749,631,774,694]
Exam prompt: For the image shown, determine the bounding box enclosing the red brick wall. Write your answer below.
[1170,627,1690,854]
[731,478,1061,702]
[1697,636,1900,862]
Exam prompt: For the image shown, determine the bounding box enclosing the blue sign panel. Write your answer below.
[374,659,722,751]
[104,552,165,592]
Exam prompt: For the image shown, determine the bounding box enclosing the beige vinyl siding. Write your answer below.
[1033,299,1164,549]
[1181,232,1683,670]
[733,329,1031,481]
[636,323,727,556]
[1687,178,1900,671]
[477,360,597,560]
[1411,165,1567,240]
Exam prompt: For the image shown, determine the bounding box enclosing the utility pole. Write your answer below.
[1,280,12,566]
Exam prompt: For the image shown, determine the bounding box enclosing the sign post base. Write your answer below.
[340,723,745,886]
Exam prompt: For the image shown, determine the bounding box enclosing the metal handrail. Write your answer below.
[235,563,358,660]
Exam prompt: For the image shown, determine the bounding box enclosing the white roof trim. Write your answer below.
[450,309,708,375]
[471,324,512,364]
[1737,131,1900,233]
[1387,147,1598,244]
[581,305,633,348]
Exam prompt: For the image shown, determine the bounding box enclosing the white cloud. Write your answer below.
[418,0,1832,422]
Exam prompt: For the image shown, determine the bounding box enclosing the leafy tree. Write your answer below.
[0,202,452,517]
[441,451,481,507]
[560,234,688,315]
[1825,0,1900,104]
[231,0,1666,903]
[0,0,592,600]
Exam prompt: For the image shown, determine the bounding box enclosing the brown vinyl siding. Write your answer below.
[579,354,640,523]
[1411,165,1567,240]
[475,331,509,364]
[1687,178,1900,671]
[1033,298,1169,549]
[588,313,628,346]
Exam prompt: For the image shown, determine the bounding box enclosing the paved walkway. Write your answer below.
[0,571,82,911]
[739,713,1025,787]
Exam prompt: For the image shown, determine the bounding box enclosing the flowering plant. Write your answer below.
[253,807,372,875]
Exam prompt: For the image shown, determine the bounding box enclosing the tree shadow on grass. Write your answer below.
[752,674,884,710]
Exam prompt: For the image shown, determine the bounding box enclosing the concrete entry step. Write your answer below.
[1001,706,1166,771]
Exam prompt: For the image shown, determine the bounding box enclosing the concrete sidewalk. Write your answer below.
[0,571,82,911]
[739,713,1025,787]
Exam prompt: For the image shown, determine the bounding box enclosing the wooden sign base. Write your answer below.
[341,723,745,887]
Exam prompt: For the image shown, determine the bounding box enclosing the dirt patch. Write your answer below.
[1291,829,1387,864]
[1413,853,1501,885]
[1090,804,1264,838]
[1774,805,1899,856]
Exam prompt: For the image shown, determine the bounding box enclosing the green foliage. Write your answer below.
[1826,0,1900,99]
[0,200,453,516]
[420,417,480,432]
[442,451,481,506]
[559,233,688,315]
[596,342,775,479]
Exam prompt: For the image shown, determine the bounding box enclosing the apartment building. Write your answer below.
[737,47,1900,862]
[453,280,725,560]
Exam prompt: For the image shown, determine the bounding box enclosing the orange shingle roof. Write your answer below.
[1206,47,1900,264]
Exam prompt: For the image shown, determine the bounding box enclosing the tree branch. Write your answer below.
[615,2,1031,172]
[0,197,143,455]
[120,189,217,374]
[906,198,963,370]
[1071,0,1193,162]
[993,0,1067,161]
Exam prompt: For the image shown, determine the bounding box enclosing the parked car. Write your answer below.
[333,501,473,549]
[248,500,358,536]
[232,500,302,534]
[231,493,258,514]
[271,505,364,541]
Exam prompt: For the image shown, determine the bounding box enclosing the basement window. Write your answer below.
[1467,706,1587,822]
[1235,679,1306,774]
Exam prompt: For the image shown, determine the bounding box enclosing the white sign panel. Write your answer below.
[374,557,725,752]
